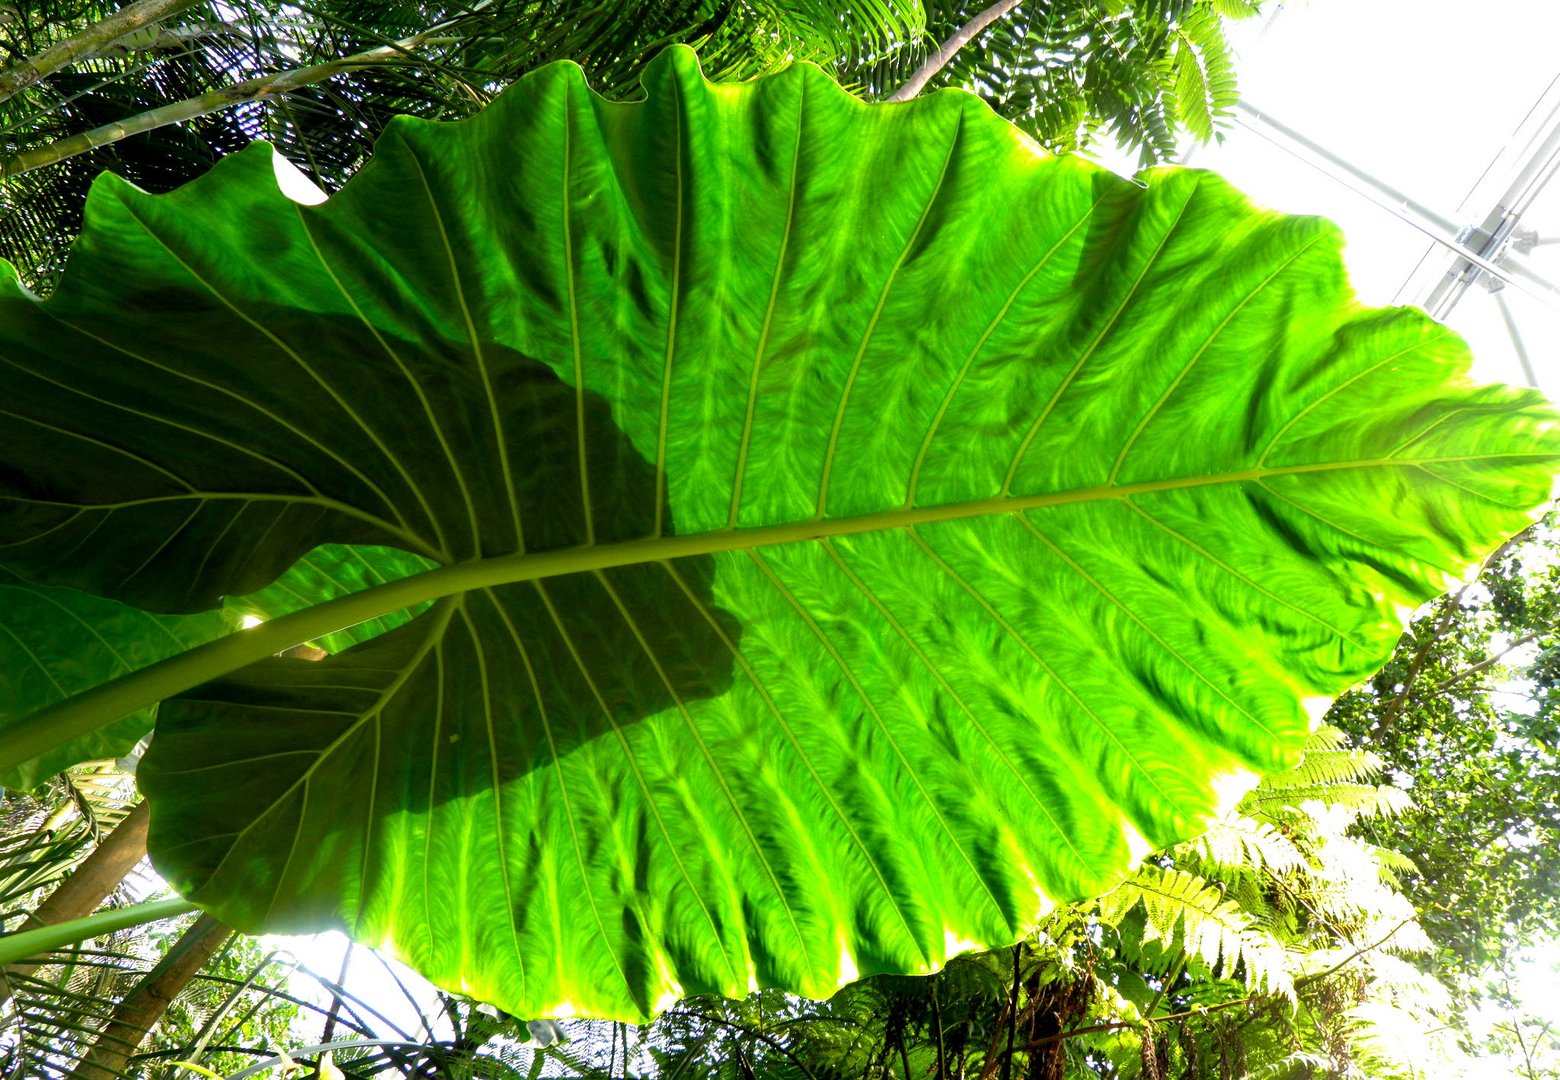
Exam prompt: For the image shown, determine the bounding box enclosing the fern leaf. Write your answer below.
[1164,3,1238,142]
[1303,725,1350,751]
[1346,1001,1473,1077]
[1100,866,1295,998]
[1371,846,1420,890]
[1251,783,1408,823]
[1179,815,1307,874]
[1208,0,1262,16]
[1258,749,1386,792]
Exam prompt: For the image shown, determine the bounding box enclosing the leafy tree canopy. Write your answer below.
[1329,515,1560,980]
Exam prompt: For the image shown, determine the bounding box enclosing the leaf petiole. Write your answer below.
[0,896,198,965]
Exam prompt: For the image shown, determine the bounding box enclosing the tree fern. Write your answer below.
[1100,863,1295,998]
[1252,781,1412,822]
[1182,815,1307,875]
[1346,999,1473,1079]
[1257,739,1388,790]
[1073,728,1468,1077]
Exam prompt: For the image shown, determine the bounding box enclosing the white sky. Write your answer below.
[1090,0,1560,399]
[1127,1,1560,1071]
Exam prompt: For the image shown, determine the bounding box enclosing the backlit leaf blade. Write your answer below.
[0,573,231,788]
[0,49,1553,1019]
[228,544,440,652]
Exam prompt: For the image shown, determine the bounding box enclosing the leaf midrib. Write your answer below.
[3,450,1539,779]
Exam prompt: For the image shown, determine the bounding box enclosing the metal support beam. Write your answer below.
[1233,100,1560,315]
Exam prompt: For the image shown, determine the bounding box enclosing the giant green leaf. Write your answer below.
[0,48,1554,1020]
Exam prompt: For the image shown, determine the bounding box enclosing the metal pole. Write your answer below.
[1233,100,1560,314]
[1419,77,1560,319]
[1494,291,1542,389]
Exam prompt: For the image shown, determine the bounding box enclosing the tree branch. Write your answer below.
[1016,995,1265,1053]
[1292,918,1412,990]
[0,0,203,106]
[1426,618,1560,697]
[1142,953,1188,1020]
[0,30,455,178]
[1372,560,1502,739]
[1000,944,1020,1080]
[886,0,1025,102]
[1372,525,1545,735]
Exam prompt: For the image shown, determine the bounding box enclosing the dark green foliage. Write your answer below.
[835,0,1256,163]
[1,1,1256,291]
[0,0,924,289]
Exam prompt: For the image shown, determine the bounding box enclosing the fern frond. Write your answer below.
[1345,1001,1472,1077]
[1370,846,1419,890]
[1244,1051,1339,1079]
[1360,949,1443,992]
[1302,725,1350,753]
[1178,815,1306,874]
[752,0,925,63]
[1251,784,1408,822]
[1206,0,1262,20]
[1100,865,1294,997]
[1166,4,1228,140]
[1257,748,1386,792]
